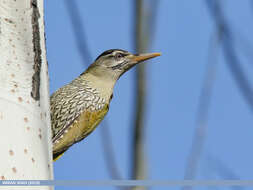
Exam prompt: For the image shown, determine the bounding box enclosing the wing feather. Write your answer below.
[50,78,106,144]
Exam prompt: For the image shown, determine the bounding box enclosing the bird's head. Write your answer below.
[86,49,161,80]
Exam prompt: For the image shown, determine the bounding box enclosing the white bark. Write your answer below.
[0,0,53,189]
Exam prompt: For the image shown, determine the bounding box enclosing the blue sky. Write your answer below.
[45,0,253,189]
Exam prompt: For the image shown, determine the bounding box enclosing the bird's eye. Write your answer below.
[115,53,124,60]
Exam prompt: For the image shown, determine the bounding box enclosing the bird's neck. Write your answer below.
[79,70,116,101]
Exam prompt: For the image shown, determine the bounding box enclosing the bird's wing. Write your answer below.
[50,80,106,144]
[52,104,109,160]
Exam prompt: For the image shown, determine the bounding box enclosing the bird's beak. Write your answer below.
[130,52,161,63]
[117,52,161,77]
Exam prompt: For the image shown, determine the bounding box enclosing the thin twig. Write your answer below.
[182,2,225,187]
[131,1,159,188]
[65,0,123,182]
[131,1,148,190]
[207,155,244,190]
[206,0,253,112]
[182,28,222,190]
[140,0,160,48]
[183,1,253,189]
[65,0,92,64]
[132,0,147,181]
[100,121,124,180]
[232,30,253,64]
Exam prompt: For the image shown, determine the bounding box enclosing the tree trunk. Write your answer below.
[0,0,53,189]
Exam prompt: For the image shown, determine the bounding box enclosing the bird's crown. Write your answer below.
[95,49,130,61]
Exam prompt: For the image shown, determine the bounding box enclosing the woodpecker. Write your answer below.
[51,49,160,161]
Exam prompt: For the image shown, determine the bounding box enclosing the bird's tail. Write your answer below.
[53,151,65,162]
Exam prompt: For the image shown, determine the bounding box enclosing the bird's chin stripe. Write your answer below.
[110,61,128,70]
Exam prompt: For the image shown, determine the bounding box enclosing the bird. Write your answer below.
[51,49,161,161]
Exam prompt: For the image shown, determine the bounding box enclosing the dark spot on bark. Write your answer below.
[12,167,17,173]
[4,18,14,24]
[9,150,14,156]
[24,117,28,122]
[30,0,41,101]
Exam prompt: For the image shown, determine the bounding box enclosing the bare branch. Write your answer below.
[182,10,222,190]
[131,1,159,190]
[232,30,253,64]
[100,123,123,180]
[183,1,253,189]
[131,0,147,182]
[206,0,253,112]
[207,155,245,190]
